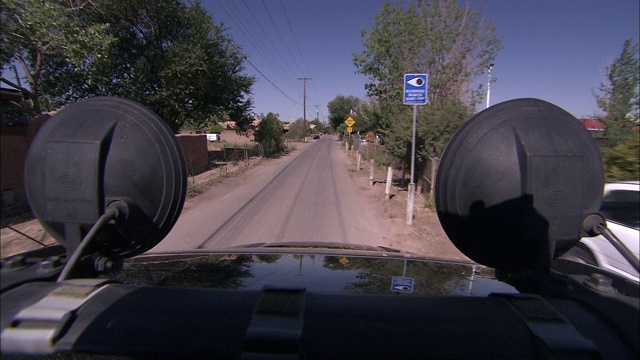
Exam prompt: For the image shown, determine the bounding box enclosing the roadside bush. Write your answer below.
[602,132,640,181]
[207,124,224,133]
[254,112,284,157]
[285,120,305,140]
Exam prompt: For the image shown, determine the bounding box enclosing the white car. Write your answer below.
[564,182,639,282]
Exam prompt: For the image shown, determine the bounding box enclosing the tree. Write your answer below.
[309,118,323,134]
[353,0,501,175]
[254,112,283,157]
[206,124,224,134]
[353,97,386,132]
[285,120,305,140]
[593,39,639,145]
[327,94,360,129]
[354,0,501,107]
[55,0,254,132]
[2,0,254,132]
[417,100,471,158]
[602,132,639,182]
[0,0,113,115]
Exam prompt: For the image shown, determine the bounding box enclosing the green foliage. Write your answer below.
[602,132,640,182]
[285,120,305,140]
[207,124,224,133]
[255,112,284,157]
[381,99,471,171]
[353,1,416,104]
[2,0,254,131]
[0,0,113,114]
[417,100,472,158]
[232,113,256,132]
[353,0,499,179]
[593,39,640,145]
[353,0,502,107]
[327,95,360,129]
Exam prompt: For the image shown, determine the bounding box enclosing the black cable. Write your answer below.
[56,202,127,282]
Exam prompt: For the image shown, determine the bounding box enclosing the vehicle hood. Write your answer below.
[105,244,517,296]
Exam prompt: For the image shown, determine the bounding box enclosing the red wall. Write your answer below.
[175,134,209,176]
[1,114,51,206]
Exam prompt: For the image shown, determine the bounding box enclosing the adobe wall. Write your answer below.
[1,113,51,207]
[175,134,209,176]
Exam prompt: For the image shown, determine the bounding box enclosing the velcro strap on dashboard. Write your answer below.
[492,293,600,359]
[0,279,110,354]
[242,287,306,359]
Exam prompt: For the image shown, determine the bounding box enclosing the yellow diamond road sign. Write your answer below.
[344,117,355,127]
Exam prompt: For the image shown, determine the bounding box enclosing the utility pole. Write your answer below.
[486,63,494,109]
[298,77,311,141]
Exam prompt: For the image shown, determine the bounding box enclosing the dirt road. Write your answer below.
[153,136,392,251]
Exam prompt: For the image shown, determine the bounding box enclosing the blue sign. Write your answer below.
[403,74,428,105]
[391,276,414,293]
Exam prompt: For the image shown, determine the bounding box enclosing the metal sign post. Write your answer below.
[403,74,428,225]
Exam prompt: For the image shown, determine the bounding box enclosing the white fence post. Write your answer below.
[385,167,393,200]
[369,159,375,186]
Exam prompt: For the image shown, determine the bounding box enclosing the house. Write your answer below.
[578,117,639,148]
[578,118,606,133]
[578,117,639,133]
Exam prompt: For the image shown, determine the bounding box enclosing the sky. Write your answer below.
[203,0,639,122]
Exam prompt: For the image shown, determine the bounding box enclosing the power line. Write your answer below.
[227,40,301,105]
[216,1,317,112]
[241,0,300,81]
[281,95,304,118]
[249,58,300,105]
[217,1,300,104]
[280,0,312,77]
[219,0,297,92]
[261,0,305,77]
[277,1,319,111]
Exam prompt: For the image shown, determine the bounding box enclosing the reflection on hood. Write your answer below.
[103,254,516,296]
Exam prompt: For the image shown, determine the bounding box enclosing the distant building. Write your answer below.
[1,85,31,126]
[578,118,639,133]
[578,118,606,133]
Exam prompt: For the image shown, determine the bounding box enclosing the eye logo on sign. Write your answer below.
[391,276,414,293]
[407,77,425,87]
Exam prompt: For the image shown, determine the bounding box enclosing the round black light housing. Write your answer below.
[25,97,187,259]
[435,98,604,273]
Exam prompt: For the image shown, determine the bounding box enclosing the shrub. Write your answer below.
[254,113,284,157]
